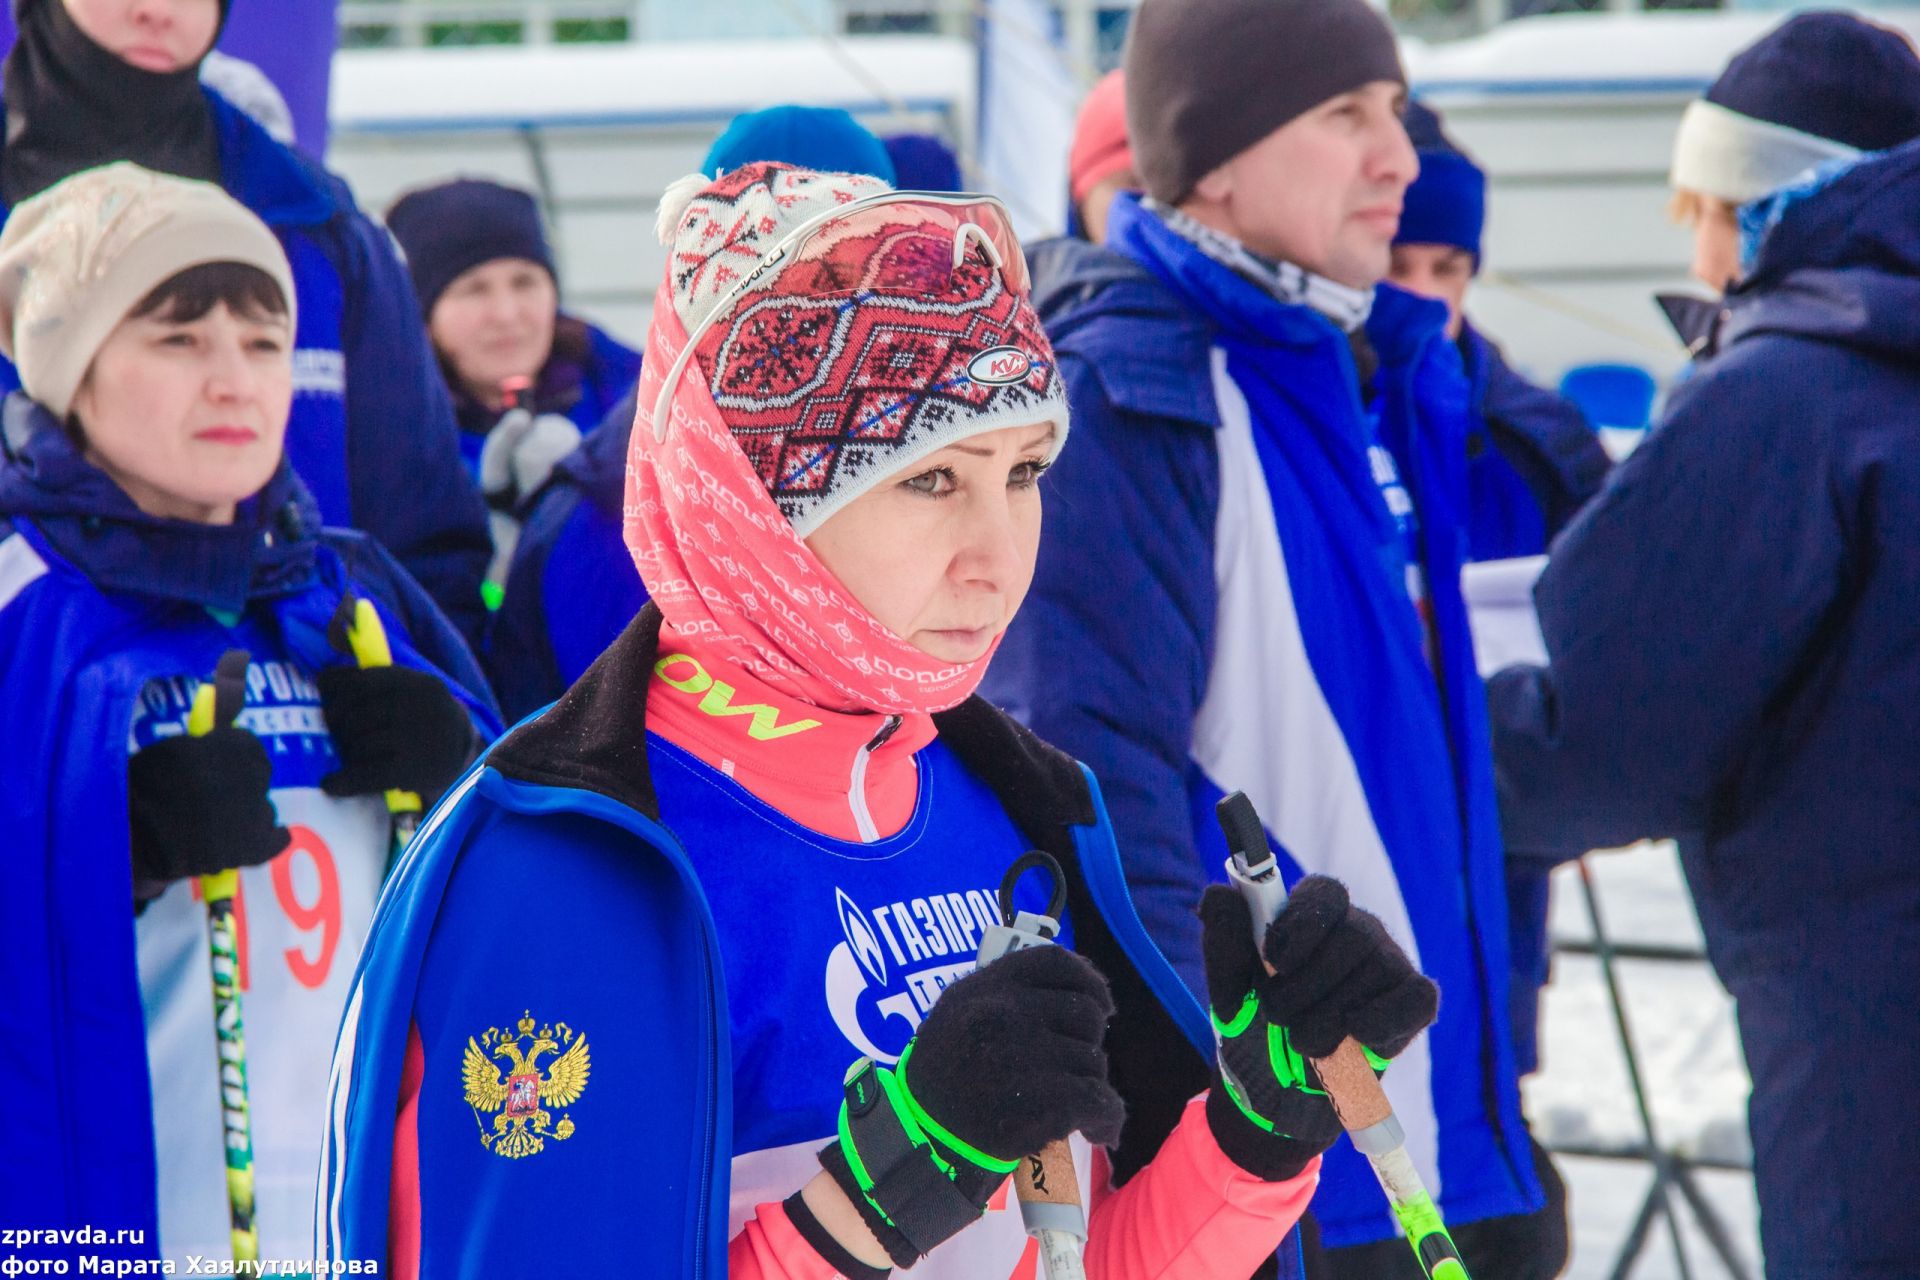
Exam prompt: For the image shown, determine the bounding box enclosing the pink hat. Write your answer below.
[1068,71,1135,204]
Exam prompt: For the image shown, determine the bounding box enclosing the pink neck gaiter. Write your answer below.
[624,292,999,717]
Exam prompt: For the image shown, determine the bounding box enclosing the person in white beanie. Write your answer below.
[0,161,499,1263]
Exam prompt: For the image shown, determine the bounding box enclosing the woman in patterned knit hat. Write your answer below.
[322,163,1440,1279]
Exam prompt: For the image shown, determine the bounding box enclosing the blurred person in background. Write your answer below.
[984,0,1566,1273]
[0,0,493,644]
[0,163,497,1261]
[883,130,963,192]
[1065,69,1139,245]
[1492,15,1920,1278]
[385,177,641,599]
[486,108,896,721]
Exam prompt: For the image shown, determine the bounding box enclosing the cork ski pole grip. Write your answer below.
[1015,1139,1082,1208]
[1313,1039,1395,1132]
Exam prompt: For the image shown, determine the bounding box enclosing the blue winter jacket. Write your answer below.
[1460,324,1609,564]
[486,386,650,720]
[1457,323,1610,1075]
[1489,139,1920,990]
[0,398,500,1254]
[0,90,494,646]
[986,198,1541,1247]
[319,604,1301,1275]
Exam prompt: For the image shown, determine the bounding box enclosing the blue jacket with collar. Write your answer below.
[985,198,1541,1247]
[0,398,498,1255]
[0,90,494,647]
[320,604,1304,1277]
[1489,139,1920,1275]
[1459,323,1609,564]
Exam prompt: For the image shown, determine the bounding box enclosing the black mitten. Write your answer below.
[130,727,291,893]
[818,945,1124,1267]
[1199,878,1438,1182]
[317,664,474,802]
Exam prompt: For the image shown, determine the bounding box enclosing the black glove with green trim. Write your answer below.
[817,944,1124,1268]
[1199,876,1438,1181]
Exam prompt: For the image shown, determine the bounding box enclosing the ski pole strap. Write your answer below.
[823,1052,1014,1265]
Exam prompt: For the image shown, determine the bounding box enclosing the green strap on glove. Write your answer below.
[1213,991,1390,1136]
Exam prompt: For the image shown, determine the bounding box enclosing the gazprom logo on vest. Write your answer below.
[967,345,1033,386]
[826,884,1008,1063]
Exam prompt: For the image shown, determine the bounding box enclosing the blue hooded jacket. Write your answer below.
[984,196,1541,1247]
[1489,138,1920,1276]
[1459,325,1609,564]
[486,386,650,721]
[0,398,500,1253]
[319,605,1303,1276]
[0,91,494,646]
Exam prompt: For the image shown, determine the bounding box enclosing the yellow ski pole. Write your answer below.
[327,596,423,860]
[188,648,260,1265]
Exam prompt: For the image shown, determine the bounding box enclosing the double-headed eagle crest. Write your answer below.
[462,1010,590,1159]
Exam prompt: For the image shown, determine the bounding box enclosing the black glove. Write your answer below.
[1199,876,1438,1181]
[818,945,1125,1268]
[129,727,291,895]
[317,664,474,803]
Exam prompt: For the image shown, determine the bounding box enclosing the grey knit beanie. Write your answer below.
[1124,0,1405,205]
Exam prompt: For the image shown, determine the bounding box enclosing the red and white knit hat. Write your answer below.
[652,161,1068,537]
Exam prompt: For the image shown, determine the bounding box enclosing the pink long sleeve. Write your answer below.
[728,1200,849,1280]
[1086,1095,1319,1280]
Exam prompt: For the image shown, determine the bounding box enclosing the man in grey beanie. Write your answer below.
[983,0,1567,1275]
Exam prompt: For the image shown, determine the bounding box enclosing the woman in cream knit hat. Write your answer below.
[0,163,498,1263]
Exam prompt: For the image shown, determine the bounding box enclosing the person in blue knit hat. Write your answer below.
[1389,102,1609,569]
[703,104,896,182]
[385,177,642,602]
[883,132,963,191]
[1495,13,1920,1275]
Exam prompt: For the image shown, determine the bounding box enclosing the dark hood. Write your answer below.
[0,394,322,613]
[1724,139,1920,362]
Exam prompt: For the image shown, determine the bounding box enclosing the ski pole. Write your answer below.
[975,851,1086,1280]
[1215,791,1470,1280]
[189,648,260,1265]
[326,595,422,862]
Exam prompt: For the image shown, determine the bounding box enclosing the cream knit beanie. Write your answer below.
[0,162,296,419]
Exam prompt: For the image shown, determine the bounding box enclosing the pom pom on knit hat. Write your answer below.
[0,161,295,420]
[652,162,1069,536]
[1395,100,1487,265]
[1671,12,1920,204]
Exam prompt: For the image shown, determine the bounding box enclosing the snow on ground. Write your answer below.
[1527,841,1761,1278]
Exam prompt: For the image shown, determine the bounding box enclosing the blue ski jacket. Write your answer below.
[1457,323,1609,1075]
[1489,138,1920,991]
[0,397,499,1255]
[985,197,1541,1247]
[486,387,651,721]
[1490,138,1920,1278]
[1459,324,1609,565]
[0,90,494,646]
[319,604,1304,1277]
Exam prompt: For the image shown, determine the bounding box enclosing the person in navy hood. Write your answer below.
[984,0,1565,1272]
[1493,31,1920,1273]
[0,163,499,1263]
[0,0,494,646]
[385,177,641,602]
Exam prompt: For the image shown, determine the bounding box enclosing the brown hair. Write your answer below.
[129,260,291,326]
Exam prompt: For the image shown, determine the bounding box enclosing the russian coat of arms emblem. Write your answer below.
[462,1010,591,1159]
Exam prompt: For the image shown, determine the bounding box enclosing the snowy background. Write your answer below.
[1532,842,1759,1279]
